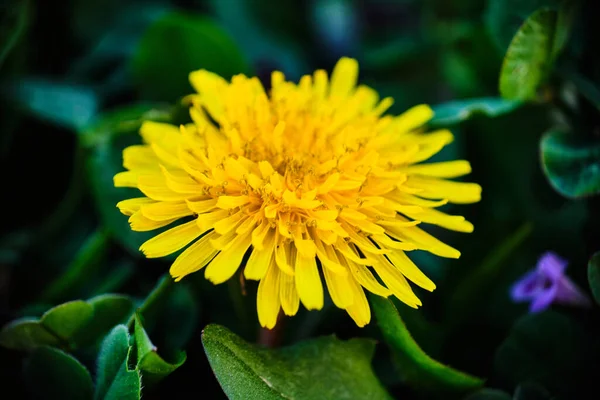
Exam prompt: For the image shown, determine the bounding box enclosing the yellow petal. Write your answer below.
[216,195,250,209]
[196,209,229,231]
[114,171,140,188]
[213,211,245,235]
[245,229,276,280]
[294,253,323,310]
[322,261,354,308]
[140,220,202,258]
[123,145,159,171]
[141,201,193,221]
[330,57,358,99]
[345,278,371,327]
[386,224,461,258]
[138,174,190,201]
[391,104,433,133]
[370,254,421,307]
[403,160,471,178]
[257,258,281,329]
[170,231,219,281]
[186,198,218,214]
[347,260,391,297]
[401,207,474,233]
[280,271,300,316]
[204,230,252,284]
[140,121,180,150]
[275,241,294,276]
[405,176,482,204]
[128,211,176,232]
[117,197,155,216]
[385,250,436,292]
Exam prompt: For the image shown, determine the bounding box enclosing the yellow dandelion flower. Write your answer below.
[114,57,481,329]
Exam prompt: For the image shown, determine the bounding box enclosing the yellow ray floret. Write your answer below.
[114,57,482,329]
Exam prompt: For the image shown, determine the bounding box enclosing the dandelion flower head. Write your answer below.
[114,57,482,328]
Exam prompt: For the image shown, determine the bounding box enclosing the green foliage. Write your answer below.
[24,346,94,400]
[588,251,600,306]
[133,313,186,385]
[130,11,250,101]
[540,129,600,198]
[370,296,484,394]
[202,324,391,400]
[95,325,141,400]
[499,8,557,101]
[429,98,522,127]
[0,295,134,351]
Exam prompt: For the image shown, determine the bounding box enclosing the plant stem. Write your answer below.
[127,274,174,329]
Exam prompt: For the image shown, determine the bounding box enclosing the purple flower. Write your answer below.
[510,252,591,312]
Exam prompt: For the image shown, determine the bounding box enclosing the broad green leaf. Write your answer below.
[95,325,141,400]
[40,300,94,341]
[429,98,522,127]
[0,295,134,351]
[513,382,553,400]
[24,346,93,400]
[83,104,173,256]
[494,311,591,398]
[588,251,600,306]
[485,0,561,52]
[464,389,512,400]
[133,314,186,385]
[202,324,391,400]
[8,79,98,129]
[0,0,30,69]
[540,129,600,198]
[370,296,484,393]
[73,294,135,347]
[130,12,250,101]
[499,8,557,101]
[0,319,60,350]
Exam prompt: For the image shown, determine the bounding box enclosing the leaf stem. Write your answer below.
[127,274,174,330]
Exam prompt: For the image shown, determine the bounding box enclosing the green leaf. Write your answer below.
[130,11,250,101]
[40,300,94,341]
[0,318,60,350]
[499,8,557,101]
[485,0,561,52]
[74,294,135,347]
[8,79,98,129]
[24,346,93,400]
[133,314,186,385]
[0,295,134,351]
[0,0,30,69]
[202,324,391,400]
[95,325,141,400]
[370,295,484,393]
[83,104,173,256]
[588,251,600,306]
[540,129,600,198]
[429,97,522,127]
[494,311,591,398]
[464,389,512,400]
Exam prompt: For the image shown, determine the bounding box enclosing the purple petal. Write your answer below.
[529,285,557,312]
[510,271,542,302]
[554,276,591,307]
[536,252,568,281]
